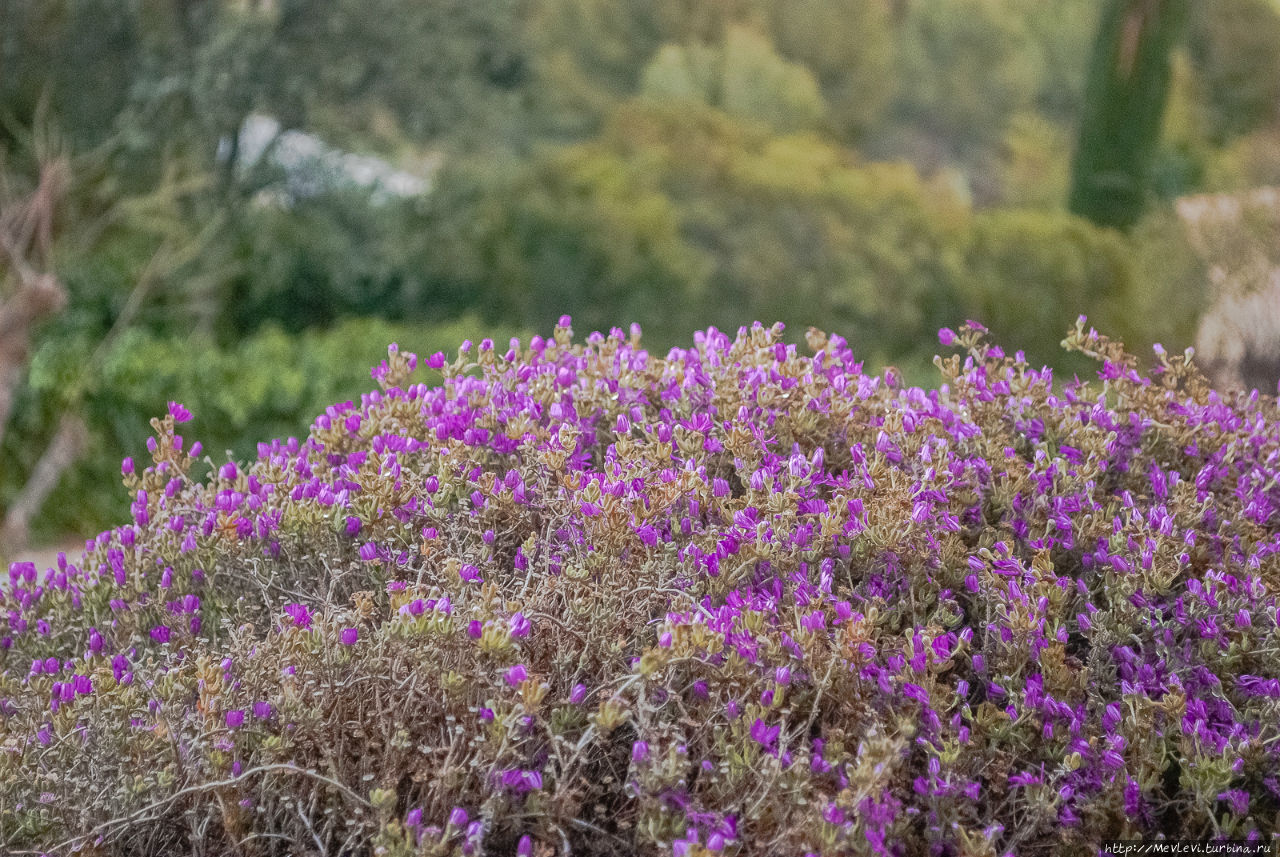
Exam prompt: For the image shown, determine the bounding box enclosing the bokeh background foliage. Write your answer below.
[3,0,1280,544]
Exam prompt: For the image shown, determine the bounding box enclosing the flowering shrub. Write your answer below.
[2,317,1279,856]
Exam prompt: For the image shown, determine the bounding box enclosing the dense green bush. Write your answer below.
[219,191,475,334]
[2,319,1278,855]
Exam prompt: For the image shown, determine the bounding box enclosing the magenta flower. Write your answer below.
[570,683,588,704]
[150,625,171,644]
[253,701,273,719]
[1218,789,1249,816]
[508,612,531,637]
[631,740,649,763]
[284,603,313,630]
[459,564,482,583]
[750,718,780,750]
[505,664,528,686]
[226,709,245,729]
[339,627,359,646]
[498,769,543,793]
[168,401,192,423]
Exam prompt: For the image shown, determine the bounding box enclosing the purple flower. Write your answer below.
[226,709,245,728]
[284,603,313,630]
[1218,789,1249,816]
[505,664,528,686]
[459,564,482,583]
[517,835,533,857]
[405,808,423,828]
[468,620,483,639]
[938,327,957,346]
[499,769,543,793]
[359,542,379,562]
[150,625,171,643]
[1237,675,1280,698]
[902,683,929,704]
[750,718,780,750]
[121,457,135,476]
[632,740,649,763]
[253,701,273,719]
[168,401,192,423]
[448,807,469,828]
[508,612,531,638]
[570,683,588,704]
[1102,702,1122,733]
[673,832,700,857]
[340,627,359,646]
[344,516,361,537]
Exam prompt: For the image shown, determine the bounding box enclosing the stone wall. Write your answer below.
[1177,186,1280,393]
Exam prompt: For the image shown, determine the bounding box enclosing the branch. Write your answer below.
[0,411,87,556]
[22,762,374,856]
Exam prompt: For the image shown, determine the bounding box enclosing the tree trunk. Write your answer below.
[0,411,87,556]
[1069,0,1189,230]
[0,270,65,449]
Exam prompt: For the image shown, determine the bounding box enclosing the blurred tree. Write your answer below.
[885,0,1045,163]
[422,137,711,348]
[1069,0,1189,230]
[640,25,827,133]
[1022,0,1100,122]
[998,113,1072,209]
[525,0,663,139]
[762,0,897,140]
[220,189,473,334]
[1185,0,1280,144]
[0,155,68,456]
[960,209,1135,372]
[423,101,973,362]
